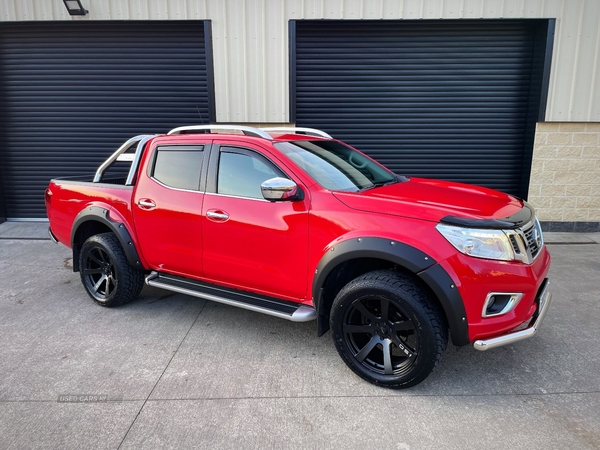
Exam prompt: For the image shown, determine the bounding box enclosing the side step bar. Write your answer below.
[145,271,316,322]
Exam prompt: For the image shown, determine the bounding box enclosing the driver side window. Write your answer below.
[217,149,281,199]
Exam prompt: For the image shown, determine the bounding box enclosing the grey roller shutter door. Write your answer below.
[292,20,551,198]
[0,21,214,219]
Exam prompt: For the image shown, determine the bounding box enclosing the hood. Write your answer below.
[332,177,524,224]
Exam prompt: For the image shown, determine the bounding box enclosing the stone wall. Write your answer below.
[528,122,600,231]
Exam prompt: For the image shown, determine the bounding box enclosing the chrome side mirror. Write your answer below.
[261,177,301,202]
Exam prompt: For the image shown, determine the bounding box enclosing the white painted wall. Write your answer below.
[2,0,599,123]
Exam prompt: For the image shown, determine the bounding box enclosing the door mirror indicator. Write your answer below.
[261,177,301,202]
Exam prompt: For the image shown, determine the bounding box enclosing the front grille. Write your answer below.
[509,234,521,255]
[506,218,543,264]
[522,220,543,260]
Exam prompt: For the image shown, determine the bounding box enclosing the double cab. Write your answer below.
[46,125,552,388]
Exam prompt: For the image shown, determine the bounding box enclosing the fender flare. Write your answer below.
[312,237,469,346]
[70,206,144,272]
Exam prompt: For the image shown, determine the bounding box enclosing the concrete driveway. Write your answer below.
[0,224,599,449]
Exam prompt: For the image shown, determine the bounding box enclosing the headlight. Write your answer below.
[435,224,515,261]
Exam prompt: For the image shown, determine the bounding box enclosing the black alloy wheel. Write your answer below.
[342,296,418,377]
[82,243,117,300]
[331,270,447,389]
[79,233,144,307]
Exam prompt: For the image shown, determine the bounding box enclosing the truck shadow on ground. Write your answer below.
[125,284,588,398]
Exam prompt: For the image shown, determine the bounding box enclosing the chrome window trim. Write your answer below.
[149,177,204,195]
[205,192,270,202]
[481,292,524,318]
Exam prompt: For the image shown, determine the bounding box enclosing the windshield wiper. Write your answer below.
[360,179,398,192]
[358,174,409,192]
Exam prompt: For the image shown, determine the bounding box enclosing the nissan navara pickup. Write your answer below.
[45,125,552,388]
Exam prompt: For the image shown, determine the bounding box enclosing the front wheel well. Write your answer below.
[317,258,447,338]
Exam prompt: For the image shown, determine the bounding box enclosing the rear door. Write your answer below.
[201,141,310,300]
[133,142,208,277]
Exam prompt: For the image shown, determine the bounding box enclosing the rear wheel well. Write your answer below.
[318,258,447,336]
[72,220,112,272]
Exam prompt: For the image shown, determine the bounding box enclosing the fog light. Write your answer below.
[482,293,523,317]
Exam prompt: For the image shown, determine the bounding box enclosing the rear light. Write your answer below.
[44,188,52,210]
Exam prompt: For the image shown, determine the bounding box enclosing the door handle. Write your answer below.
[138,199,156,209]
[206,210,229,222]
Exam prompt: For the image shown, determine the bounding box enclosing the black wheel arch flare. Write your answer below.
[312,237,470,346]
[70,206,144,272]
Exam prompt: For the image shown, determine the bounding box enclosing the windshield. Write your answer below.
[274,140,397,191]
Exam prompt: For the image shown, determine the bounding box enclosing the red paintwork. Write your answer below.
[45,181,146,266]
[437,247,551,341]
[201,192,310,300]
[46,132,551,344]
[333,177,523,223]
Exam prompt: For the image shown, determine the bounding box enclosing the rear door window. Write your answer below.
[151,145,204,191]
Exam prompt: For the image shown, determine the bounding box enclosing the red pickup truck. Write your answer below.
[46,125,552,388]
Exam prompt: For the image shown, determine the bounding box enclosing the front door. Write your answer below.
[202,144,309,300]
[133,143,207,277]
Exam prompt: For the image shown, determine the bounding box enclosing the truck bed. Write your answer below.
[46,178,134,248]
[53,174,129,185]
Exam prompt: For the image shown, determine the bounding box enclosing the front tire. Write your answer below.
[330,270,447,389]
[79,232,144,307]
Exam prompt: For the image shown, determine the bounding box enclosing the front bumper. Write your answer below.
[473,280,552,351]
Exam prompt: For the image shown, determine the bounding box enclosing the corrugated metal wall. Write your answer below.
[0,20,212,218]
[1,0,599,123]
[293,20,547,198]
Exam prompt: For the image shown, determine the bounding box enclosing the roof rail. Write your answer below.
[94,135,157,184]
[167,125,273,140]
[261,127,332,139]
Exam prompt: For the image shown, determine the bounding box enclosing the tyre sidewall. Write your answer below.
[330,275,442,388]
[79,234,130,306]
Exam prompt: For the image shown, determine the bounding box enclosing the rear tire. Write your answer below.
[79,232,144,307]
[330,270,447,389]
